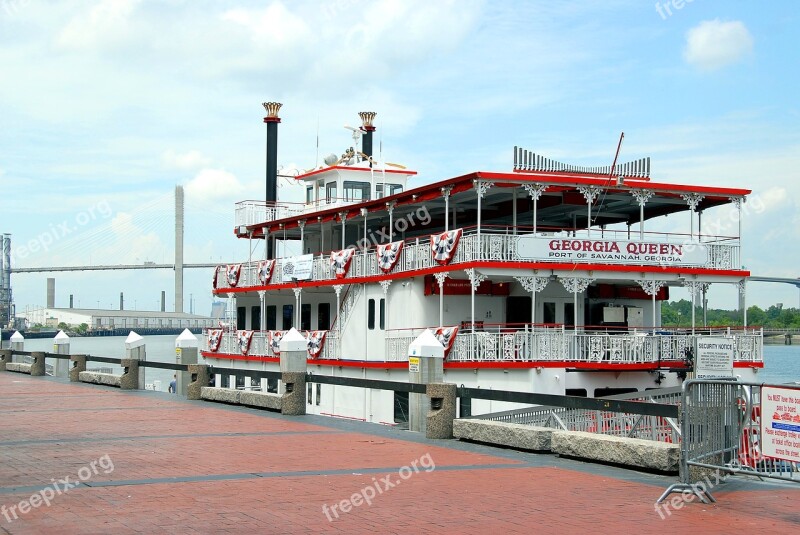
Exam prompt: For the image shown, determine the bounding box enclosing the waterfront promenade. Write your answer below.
[1,373,798,534]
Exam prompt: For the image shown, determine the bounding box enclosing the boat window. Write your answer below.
[543,302,556,324]
[307,382,312,405]
[564,303,575,329]
[376,183,403,197]
[301,304,311,331]
[282,304,293,330]
[594,387,637,397]
[318,303,331,330]
[368,299,376,330]
[565,389,588,398]
[316,383,321,405]
[306,186,314,204]
[343,181,370,202]
[326,182,337,203]
[251,307,261,331]
[266,305,276,330]
[379,298,385,330]
[237,306,246,330]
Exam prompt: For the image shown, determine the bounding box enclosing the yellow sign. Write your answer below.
[408,357,420,373]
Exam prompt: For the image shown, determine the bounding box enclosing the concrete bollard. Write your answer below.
[52,331,70,378]
[30,352,46,377]
[187,364,210,400]
[426,383,457,439]
[408,330,445,435]
[175,329,199,396]
[120,359,139,390]
[0,349,10,372]
[69,355,87,382]
[125,332,145,390]
[279,329,307,416]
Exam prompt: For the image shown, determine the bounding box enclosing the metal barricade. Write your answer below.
[659,379,800,504]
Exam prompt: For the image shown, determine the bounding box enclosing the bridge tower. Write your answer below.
[175,185,184,313]
[0,234,12,327]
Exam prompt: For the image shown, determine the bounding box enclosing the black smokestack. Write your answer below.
[120,292,124,311]
[263,102,282,204]
[263,102,282,260]
[359,112,376,163]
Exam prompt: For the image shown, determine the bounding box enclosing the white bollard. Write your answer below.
[175,329,198,396]
[10,331,24,361]
[53,330,70,378]
[125,331,146,387]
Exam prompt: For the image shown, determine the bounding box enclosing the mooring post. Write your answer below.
[121,331,145,390]
[52,330,70,378]
[30,351,46,377]
[0,349,10,372]
[187,364,210,400]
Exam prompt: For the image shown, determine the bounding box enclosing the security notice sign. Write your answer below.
[761,386,800,462]
[694,337,734,379]
[408,357,420,373]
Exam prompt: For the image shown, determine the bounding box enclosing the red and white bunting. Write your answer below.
[434,326,459,357]
[306,330,327,358]
[430,228,463,265]
[376,241,404,274]
[226,264,242,287]
[268,330,285,356]
[237,330,254,355]
[258,259,276,285]
[330,248,356,279]
[207,329,223,352]
[212,266,220,290]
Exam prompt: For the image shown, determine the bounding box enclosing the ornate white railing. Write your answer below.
[202,331,340,360]
[204,327,762,365]
[213,230,742,291]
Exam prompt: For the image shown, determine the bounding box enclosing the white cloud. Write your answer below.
[684,20,754,71]
[162,149,212,170]
[184,168,245,204]
[57,0,141,50]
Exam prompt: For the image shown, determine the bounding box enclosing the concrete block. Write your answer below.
[120,359,139,390]
[281,371,306,416]
[426,383,457,439]
[0,349,11,372]
[30,352,46,377]
[200,387,241,404]
[5,363,32,374]
[453,419,554,451]
[78,371,122,387]
[551,430,679,473]
[69,355,87,382]
[239,391,282,411]
[187,364,210,400]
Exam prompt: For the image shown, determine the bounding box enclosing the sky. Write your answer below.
[1,0,799,317]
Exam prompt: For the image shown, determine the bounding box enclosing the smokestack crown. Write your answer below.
[263,102,283,123]
[359,111,377,131]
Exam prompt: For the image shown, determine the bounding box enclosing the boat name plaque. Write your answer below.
[516,236,709,267]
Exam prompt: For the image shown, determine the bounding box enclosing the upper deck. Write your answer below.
[220,165,750,293]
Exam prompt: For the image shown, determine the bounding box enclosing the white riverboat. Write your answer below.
[201,104,762,425]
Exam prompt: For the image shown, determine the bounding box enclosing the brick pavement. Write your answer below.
[0,372,798,534]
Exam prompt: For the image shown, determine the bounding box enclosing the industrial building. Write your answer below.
[17,308,215,331]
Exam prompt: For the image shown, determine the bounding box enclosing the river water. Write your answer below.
[7,335,800,391]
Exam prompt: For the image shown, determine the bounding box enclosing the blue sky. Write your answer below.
[1,0,799,316]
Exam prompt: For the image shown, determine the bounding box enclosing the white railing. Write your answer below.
[202,331,340,360]
[235,201,307,227]
[213,230,742,291]
[383,327,763,364]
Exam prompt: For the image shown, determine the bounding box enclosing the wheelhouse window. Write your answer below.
[376,183,403,197]
[326,182,337,203]
[306,186,314,204]
[343,181,370,202]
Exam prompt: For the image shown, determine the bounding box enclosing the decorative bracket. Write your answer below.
[681,193,705,212]
[577,185,602,205]
[560,277,594,294]
[464,268,487,291]
[379,280,392,294]
[631,189,654,207]
[474,180,494,199]
[522,183,548,201]
[515,276,550,294]
[638,279,667,297]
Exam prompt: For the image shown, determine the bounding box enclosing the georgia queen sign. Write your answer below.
[516,235,709,267]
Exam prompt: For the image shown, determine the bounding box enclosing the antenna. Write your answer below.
[344,125,363,160]
[610,132,625,177]
[315,116,320,168]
